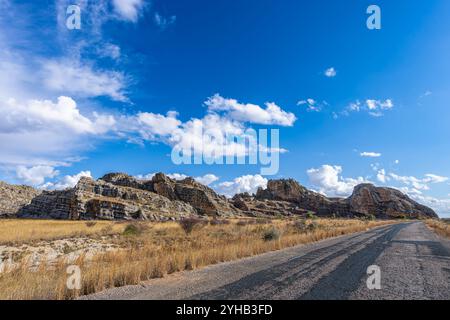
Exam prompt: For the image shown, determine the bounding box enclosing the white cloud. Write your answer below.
[136,111,182,137]
[42,59,128,102]
[97,43,121,60]
[407,193,450,218]
[360,152,382,158]
[215,174,268,198]
[344,99,394,117]
[16,165,59,186]
[195,174,219,186]
[389,173,448,190]
[112,0,145,22]
[0,96,117,168]
[154,13,176,29]
[366,99,394,110]
[0,96,115,135]
[205,94,296,126]
[376,169,389,183]
[297,98,327,112]
[324,67,337,78]
[420,90,432,98]
[40,171,92,190]
[424,174,449,184]
[307,165,369,197]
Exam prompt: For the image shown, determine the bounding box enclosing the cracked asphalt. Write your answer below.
[83,222,450,300]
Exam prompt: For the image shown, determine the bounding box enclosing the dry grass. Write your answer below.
[0,219,126,245]
[0,217,395,300]
[426,219,450,238]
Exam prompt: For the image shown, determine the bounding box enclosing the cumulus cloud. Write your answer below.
[0,96,115,135]
[307,165,369,197]
[214,175,268,198]
[136,111,182,138]
[112,0,145,22]
[0,96,117,169]
[40,171,92,190]
[16,165,59,186]
[406,193,450,218]
[195,174,220,186]
[205,94,296,126]
[376,169,389,183]
[324,67,337,77]
[360,152,382,158]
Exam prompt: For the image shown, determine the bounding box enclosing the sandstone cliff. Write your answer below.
[17,173,240,220]
[0,181,41,217]
[244,179,438,219]
[0,174,439,220]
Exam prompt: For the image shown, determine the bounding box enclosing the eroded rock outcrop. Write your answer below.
[0,181,41,217]
[0,173,438,220]
[247,179,438,219]
[348,184,437,219]
[16,173,240,220]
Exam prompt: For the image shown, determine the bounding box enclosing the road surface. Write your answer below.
[83,222,450,300]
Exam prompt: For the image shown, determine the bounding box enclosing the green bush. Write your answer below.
[263,228,281,241]
[122,222,146,236]
[306,212,316,219]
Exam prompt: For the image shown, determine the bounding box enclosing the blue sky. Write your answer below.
[0,0,449,217]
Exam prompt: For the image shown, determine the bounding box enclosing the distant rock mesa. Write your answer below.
[0,173,438,220]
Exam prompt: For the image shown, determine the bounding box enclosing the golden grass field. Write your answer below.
[426,219,450,239]
[0,219,125,245]
[0,217,396,300]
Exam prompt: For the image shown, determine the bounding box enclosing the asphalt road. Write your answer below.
[83,222,450,300]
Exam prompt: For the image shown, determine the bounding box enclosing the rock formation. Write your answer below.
[0,173,438,220]
[241,179,438,219]
[0,181,41,217]
[17,173,240,220]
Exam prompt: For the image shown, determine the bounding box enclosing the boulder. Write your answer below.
[348,184,438,219]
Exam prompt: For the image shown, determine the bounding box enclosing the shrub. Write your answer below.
[292,220,308,233]
[306,212,316,219]
[85,221,97,228]
[308,221,319,232]
[122,223,147,236]
[263,228,281,241]
[179,217,204,234]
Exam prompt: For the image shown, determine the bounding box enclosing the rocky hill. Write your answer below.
[0,173,438,220]
[233,179,438,219]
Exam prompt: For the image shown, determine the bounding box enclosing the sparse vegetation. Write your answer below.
[178,217,205,234]
[306,212,316,219]
[263,228,281,241]
[0,219,125,245]
[0,218,396,300]
[122,222,147,237]
[426,219,450,238]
